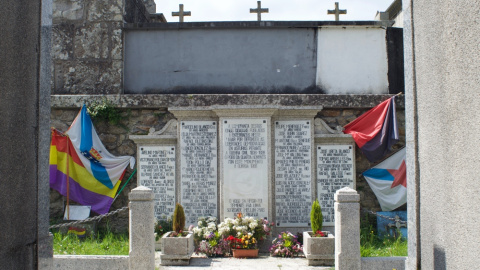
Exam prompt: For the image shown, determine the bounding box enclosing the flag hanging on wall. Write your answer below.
[362,148,406,211]
[49,105,135,214]
[343,96,399,163]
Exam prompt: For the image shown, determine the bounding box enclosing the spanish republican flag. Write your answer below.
[49,105,135,214]
[343,96,399,163]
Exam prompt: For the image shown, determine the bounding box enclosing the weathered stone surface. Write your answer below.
[87,0,122,22]
[52,24,74,60]
[74,23,109,59]
[53,0,85,21]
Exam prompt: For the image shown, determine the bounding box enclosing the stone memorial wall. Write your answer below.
[180,121,218,224]
[129,106,356,227]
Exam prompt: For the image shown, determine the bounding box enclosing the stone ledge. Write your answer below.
[51,94,405,109]
[52,255,129,270]
[361,257,406,270]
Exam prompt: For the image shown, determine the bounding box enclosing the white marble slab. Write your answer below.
[274,120,312,227]
[222,118,268,219]
[317,144,354,226]
[138,145,176,220]
[180,121,218,225]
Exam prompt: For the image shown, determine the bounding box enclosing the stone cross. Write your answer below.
[250,1,269,22]
[172,4,191,22]
[327,2,347,21]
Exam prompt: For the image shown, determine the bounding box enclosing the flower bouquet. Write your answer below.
[269,231,303,257]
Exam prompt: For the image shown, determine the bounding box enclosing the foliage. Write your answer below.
[360,213,408,257]
[87,98,126,126]
[192,213,273,256]
[52,230,128,255]
[269,231,303,257]
[172,203,185,233]
[155,216,172,241]
[227,234,257,249]
[310,199,323,234]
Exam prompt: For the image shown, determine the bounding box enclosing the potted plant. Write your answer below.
[160,203,194,266]
[303,199,335,266]
[226,233,259,258]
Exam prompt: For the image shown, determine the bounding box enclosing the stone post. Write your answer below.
[335,187,361,270]
[129,186,155,270]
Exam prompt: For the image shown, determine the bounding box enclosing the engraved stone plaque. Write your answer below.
[222,118,268,218]
[317,144,354,226]
[138,146,176,220]
[275,120,312,227]
[180,121,218,225]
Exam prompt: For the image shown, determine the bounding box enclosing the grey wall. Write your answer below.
[124,27,319,94]
[0,0,52,269]
[405,0,480,268]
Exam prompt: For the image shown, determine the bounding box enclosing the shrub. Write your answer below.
[172,203,185,233]
[310,199,323,233]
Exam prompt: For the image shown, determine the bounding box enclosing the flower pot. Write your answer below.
[160,231,194,266]
[232,249,259,258]
[303,231,335,266]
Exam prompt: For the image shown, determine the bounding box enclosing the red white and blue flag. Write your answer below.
[343,96,399,163]
[362,148,406,211]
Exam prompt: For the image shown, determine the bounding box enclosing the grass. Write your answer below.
[52,228,129,255]
[360,214,408,257]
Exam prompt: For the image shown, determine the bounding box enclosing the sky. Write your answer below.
[154,0,393,22]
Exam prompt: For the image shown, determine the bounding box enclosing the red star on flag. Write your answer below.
[388,160,407,188]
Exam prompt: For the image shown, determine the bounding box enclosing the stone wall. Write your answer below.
[51,0,155,95]
[49,95,405,232]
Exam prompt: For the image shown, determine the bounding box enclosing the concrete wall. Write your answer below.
[316,27,388,94]
[404,0,480,268]
[124,22,395,95]
[0,0,52,268]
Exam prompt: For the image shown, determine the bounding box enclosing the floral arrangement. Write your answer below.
[269,231,303,257]
[192,213,273,256]
[313,230,326,237]
[155,216,172,241]
[227,234,257,249]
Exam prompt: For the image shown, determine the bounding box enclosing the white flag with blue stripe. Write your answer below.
[66,105,135,189]
[362,148,406,211]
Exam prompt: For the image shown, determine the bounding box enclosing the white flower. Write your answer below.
[198,221,203,227]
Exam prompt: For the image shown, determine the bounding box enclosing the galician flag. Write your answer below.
[49,105,135,214]
[343,96,399,163]
[65,105,135,189]
[362,148,406,211]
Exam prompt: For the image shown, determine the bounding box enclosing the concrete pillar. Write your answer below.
[129,186,155,270]
[335,187,361,270]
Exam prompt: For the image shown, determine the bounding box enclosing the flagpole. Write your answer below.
[111,168,137,205]
[66,134,70,220]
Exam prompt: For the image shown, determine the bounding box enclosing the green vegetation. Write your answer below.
[172,203,185,233]
[310,199,323,233]
[360,214,408,257]
[87,98,129,128]
[52,229,128,255]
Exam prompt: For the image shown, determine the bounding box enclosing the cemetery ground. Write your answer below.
[51,214,407,258]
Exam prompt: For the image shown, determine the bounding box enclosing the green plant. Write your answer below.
[310,199,323,234]
[172,203,185,233]
[87,98,124,126]
[155,217,173,241]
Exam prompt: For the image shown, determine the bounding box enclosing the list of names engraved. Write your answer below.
[180,121,218,225]
[275,121,312,227]
[139,146,176,220]
[317,145,354,226]
[222,118,268,218]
